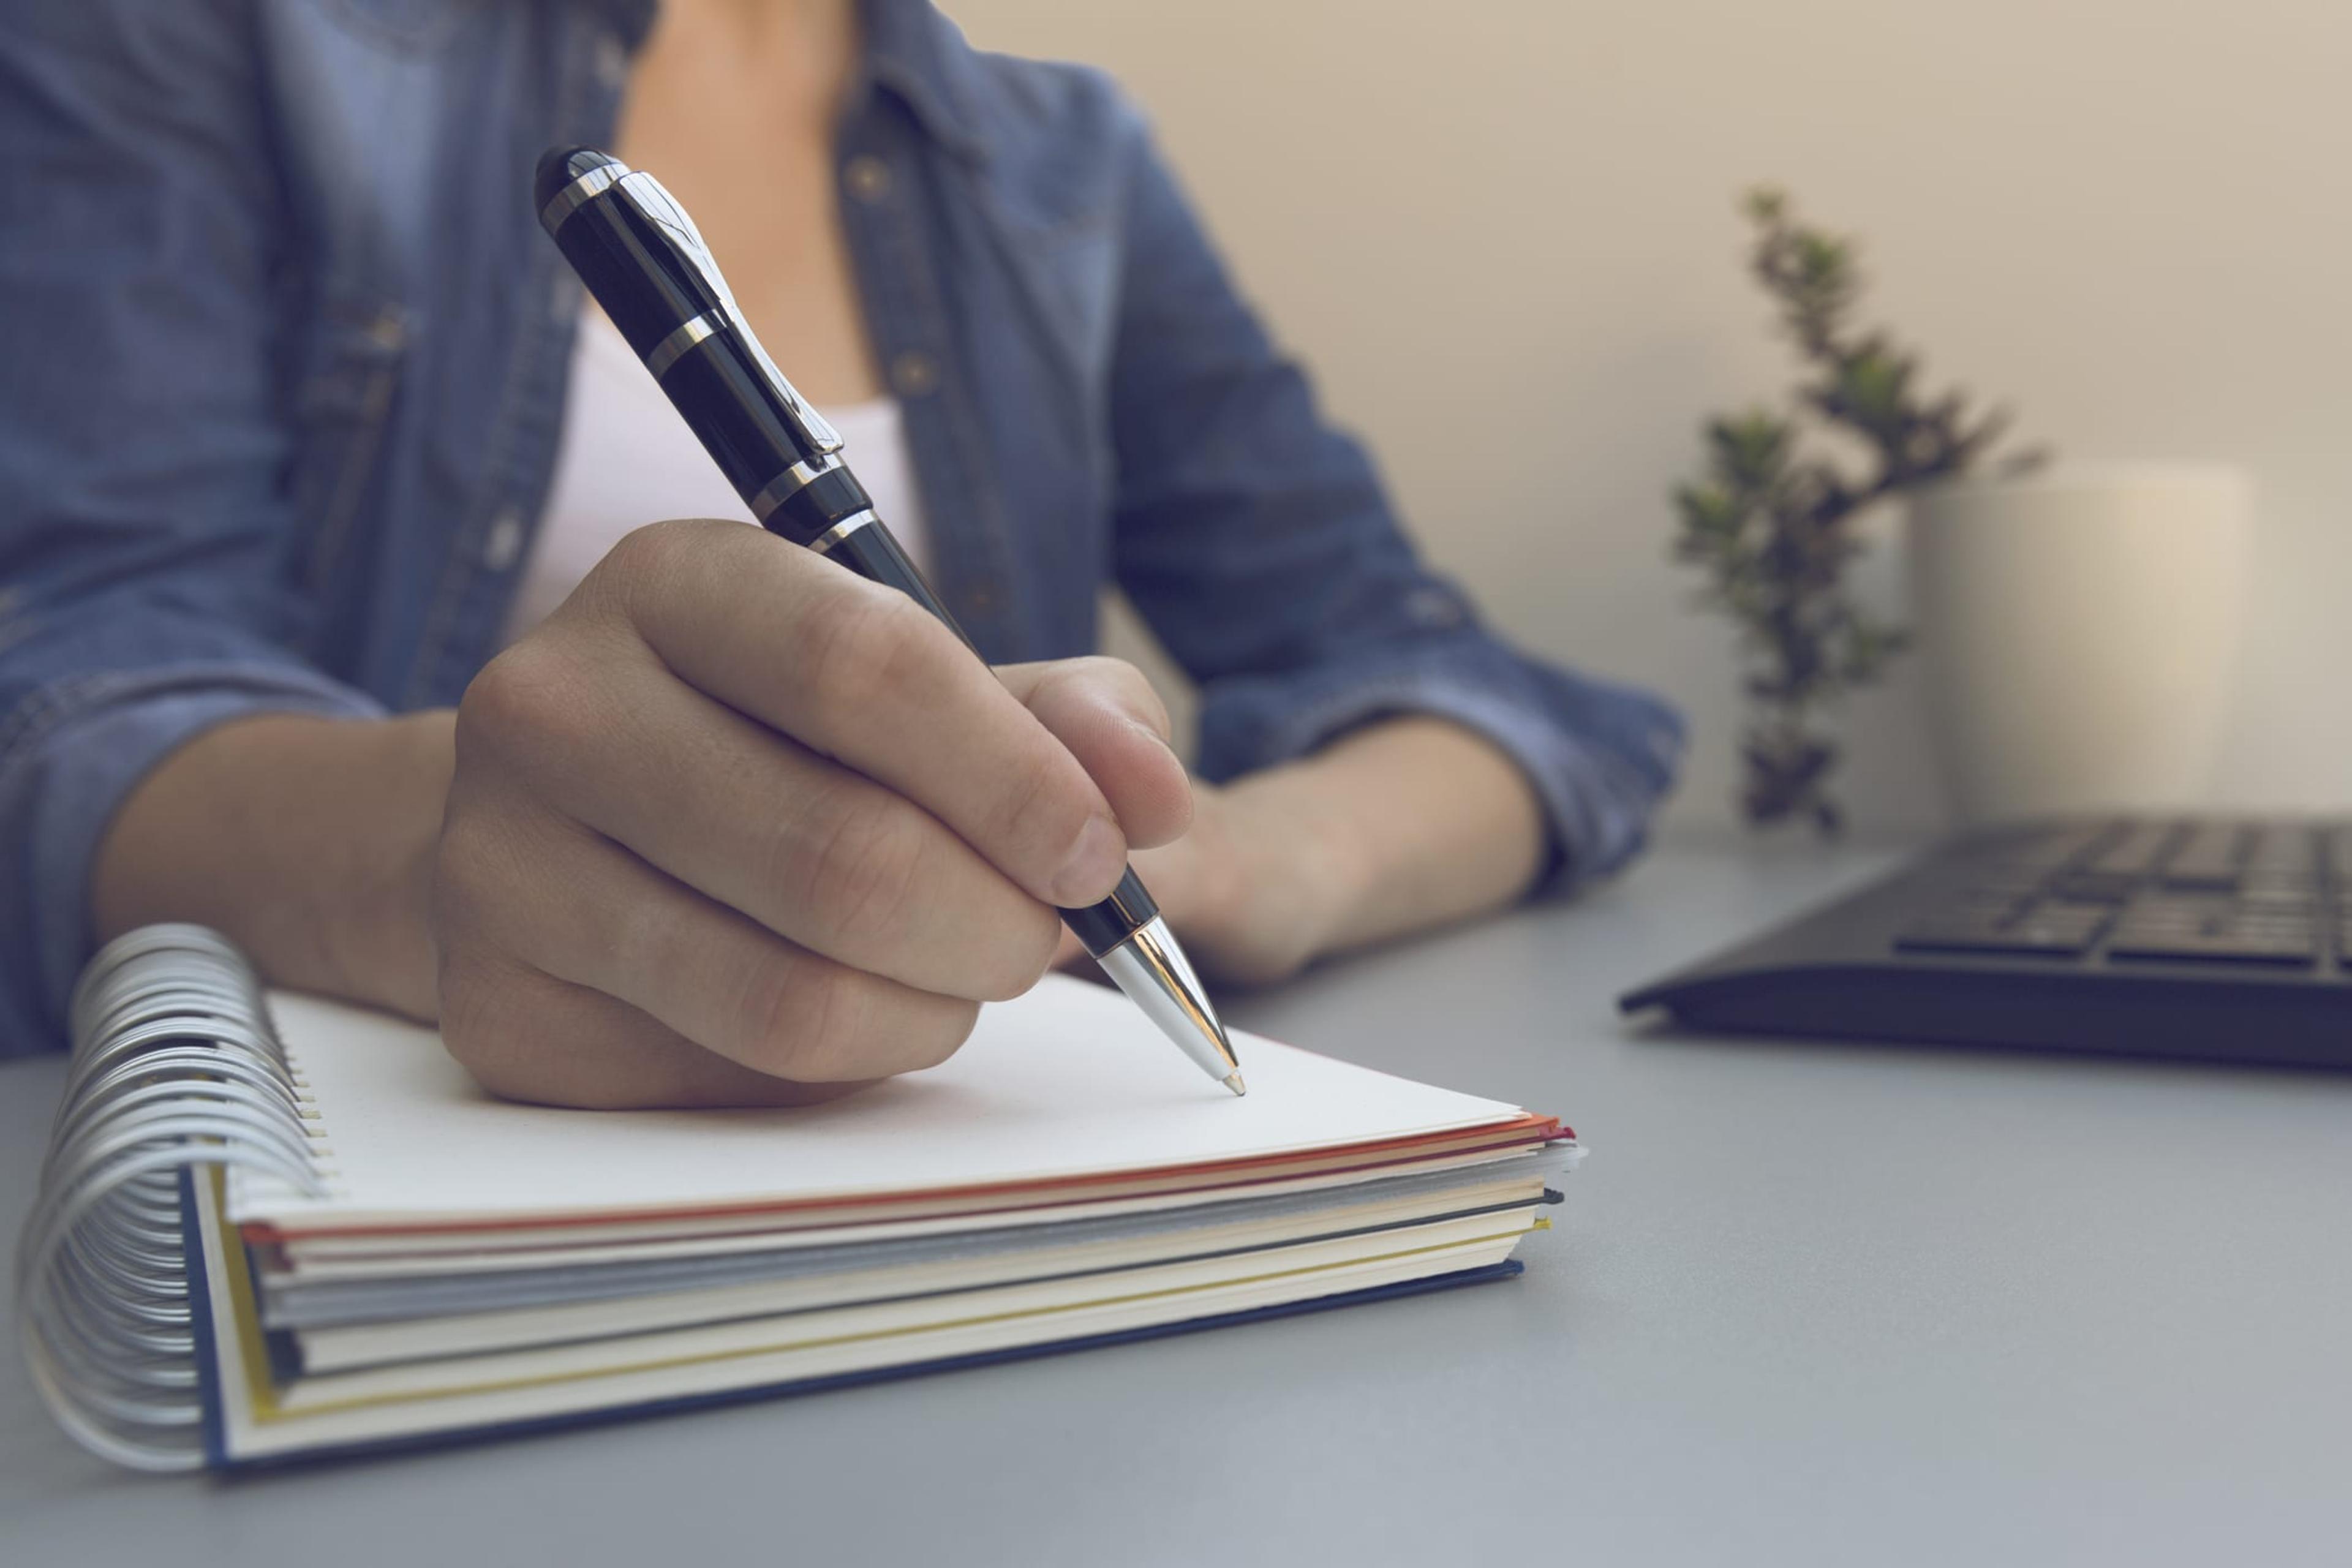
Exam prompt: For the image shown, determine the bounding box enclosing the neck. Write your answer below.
[641,0,861,123]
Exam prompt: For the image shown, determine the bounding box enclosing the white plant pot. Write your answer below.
[1906,462,2254,826]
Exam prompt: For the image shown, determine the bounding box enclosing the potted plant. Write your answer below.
[1670,188,2040,832]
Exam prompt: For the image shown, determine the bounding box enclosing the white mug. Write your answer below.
[1906,462,2254,826]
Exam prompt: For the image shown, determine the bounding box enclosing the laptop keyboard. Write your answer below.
[1894,820,2352,973]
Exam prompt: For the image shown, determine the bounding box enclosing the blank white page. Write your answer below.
[230,973,1528,1231]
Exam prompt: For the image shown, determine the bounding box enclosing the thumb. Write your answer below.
[995,657,1193,853]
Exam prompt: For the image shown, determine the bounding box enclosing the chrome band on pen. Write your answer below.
[644,312,722,379]
[809,510,878,556]
[538,164,620,236]
[750,454,848,522]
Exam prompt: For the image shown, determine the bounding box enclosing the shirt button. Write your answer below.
[1406,586,1467,628]
[843,156,892,204]
[967,580,1000,611]
[593,33,628,91]
[889,351,940,398]
[481,507,527,572]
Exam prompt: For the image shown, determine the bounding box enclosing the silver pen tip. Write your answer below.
[1092,914,1243,1094]
[1223,1072,1247,1097]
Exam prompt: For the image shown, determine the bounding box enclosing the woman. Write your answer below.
[0,0,1680,1101]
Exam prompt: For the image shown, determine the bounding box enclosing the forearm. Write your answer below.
[91,710,454,1019]
[1257,715,1545,954]
[86,704,1541,1026]
[1150,715,1545,984]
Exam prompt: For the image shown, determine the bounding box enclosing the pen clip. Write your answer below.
[613,169,843,456]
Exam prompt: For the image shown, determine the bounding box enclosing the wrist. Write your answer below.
[1216,765,1373,965]
[91,709,454,1022]
[323,710,454,1019]
[1221,716,1547,965]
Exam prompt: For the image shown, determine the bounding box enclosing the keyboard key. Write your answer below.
[1901,820,2339,973]
[2326,826,2352,888]
[2055,872,2157,904]
[1955,869,2047,898]
[2086,822,2184,879]
[2114,895,2232,929]
[2107,895,2318,966]
[1899,902,2111,958]
[1986,824,2115,870]
[2248,826,2320,878]
[2162,823,2248,890]
[2108,932,2316,965]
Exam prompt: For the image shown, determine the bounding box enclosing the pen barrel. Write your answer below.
[536,149,1182,994]
[654,345,843,537]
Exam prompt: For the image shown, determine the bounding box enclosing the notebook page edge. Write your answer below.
[230,975,1538,1231]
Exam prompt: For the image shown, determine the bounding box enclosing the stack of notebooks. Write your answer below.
[19,926,1575,1471]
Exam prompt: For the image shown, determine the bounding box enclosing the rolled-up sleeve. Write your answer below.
[0,3,383,1055]
[1101,107,1683,889]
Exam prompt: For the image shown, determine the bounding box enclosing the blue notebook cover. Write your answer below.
[183,1168,1524,1472]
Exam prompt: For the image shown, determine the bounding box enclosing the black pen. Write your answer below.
[533,147,1244,1096]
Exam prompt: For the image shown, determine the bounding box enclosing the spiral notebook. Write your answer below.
[19,926,1575,1472]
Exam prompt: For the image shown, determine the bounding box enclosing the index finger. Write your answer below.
[588,519,1130,909]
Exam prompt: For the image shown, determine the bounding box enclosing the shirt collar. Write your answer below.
[856,0,991,164]
[582,0,660,54]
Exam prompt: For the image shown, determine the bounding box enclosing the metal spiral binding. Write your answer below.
[13,925,329,1471]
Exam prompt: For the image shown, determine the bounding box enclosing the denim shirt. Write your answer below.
[0,0,1683,1056]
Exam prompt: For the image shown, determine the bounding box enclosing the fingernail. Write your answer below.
[1051,813,1126,905]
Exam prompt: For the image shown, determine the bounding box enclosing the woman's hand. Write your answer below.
[96,527,1543,1103]
[431,519,1192,1108]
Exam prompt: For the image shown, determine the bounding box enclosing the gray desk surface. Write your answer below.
[7,839,2350,1566]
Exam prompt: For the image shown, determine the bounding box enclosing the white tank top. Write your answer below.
[501,309,932,644]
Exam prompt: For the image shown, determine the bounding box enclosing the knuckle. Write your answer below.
[599,518,690,586]
[455,639,582,765]
[798,587,941,728]
[588,519,707,628]
[788,787,925,948]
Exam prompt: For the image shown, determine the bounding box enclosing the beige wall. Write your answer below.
[948,0,2352,833]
